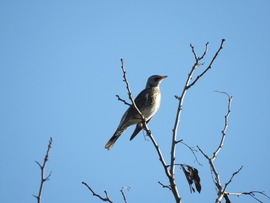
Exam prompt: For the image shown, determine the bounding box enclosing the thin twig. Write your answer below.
[120,59,146,122]
[82,182,113,203]
[213,91,233,159]
[180,141,202,166]
[33,137,53,203]
[223,166,243,193]
[116,95,132,106]
[120,188,129,203]
[187,39,225,89]
[158,181,172,190]
[216,166,243,202]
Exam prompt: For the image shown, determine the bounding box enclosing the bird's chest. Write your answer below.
[141,90,161,119]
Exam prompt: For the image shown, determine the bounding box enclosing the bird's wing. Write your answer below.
[134,88,149,110]
[117,89,149,127]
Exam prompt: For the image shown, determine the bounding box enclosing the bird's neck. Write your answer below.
[146,85,160,90]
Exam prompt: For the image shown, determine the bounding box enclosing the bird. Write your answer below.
[105,75,167,150]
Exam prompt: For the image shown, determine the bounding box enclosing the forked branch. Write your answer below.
[170,39,225,202]
[82,182,113,203]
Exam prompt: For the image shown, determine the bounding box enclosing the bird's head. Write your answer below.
[146,75,167,88]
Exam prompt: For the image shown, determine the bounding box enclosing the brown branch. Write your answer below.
[116,95,132,106]
[82,182,113,203]
[33,137,53,203]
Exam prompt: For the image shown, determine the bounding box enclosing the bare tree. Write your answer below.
[83,40,269,202]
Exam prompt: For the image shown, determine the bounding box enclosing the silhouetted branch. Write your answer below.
[33,137,53,203]
[82,182,113,203]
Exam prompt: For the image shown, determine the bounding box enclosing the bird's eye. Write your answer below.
[154,78,159,81]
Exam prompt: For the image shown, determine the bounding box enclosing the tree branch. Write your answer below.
[116,95,132,106]
[82,182,113,203]
[225,191,270,203]
[197,92,235,203]
[187,39,225,89]
[33,137,53,203]
[179,141,202,166]
[158,181,172,190]
[171,39,225,202]
[120,187,130,203]
[213,91,233,159]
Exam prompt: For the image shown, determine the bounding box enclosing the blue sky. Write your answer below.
[1,1,269,202]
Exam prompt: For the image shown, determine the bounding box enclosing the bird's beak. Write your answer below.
[161,76,167,80]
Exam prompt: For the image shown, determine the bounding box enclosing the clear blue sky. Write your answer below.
[1,1,269,202]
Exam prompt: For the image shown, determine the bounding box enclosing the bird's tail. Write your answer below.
[130,123,143,141]
[105,129,124,150]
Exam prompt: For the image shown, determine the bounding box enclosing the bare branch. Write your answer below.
[33,137,53,203]
[170,39,225,202]
[223,166,243,193]
[196,92,236,203]
[187,39,225,89]
[215,166,243,202]
[116,95,132,106]
[199,42,209,60]
[226,191,270,203]
[213,92,233,159]
[190,43,198,60]
[120,188,129,203]
[82,182,113,203]
[179,141,202,166]
[158,181,172,190]
[120,59,146,122]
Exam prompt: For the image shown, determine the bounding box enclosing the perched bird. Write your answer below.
[105,75,167,150]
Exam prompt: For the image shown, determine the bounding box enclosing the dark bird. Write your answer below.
[105,75,167,150]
